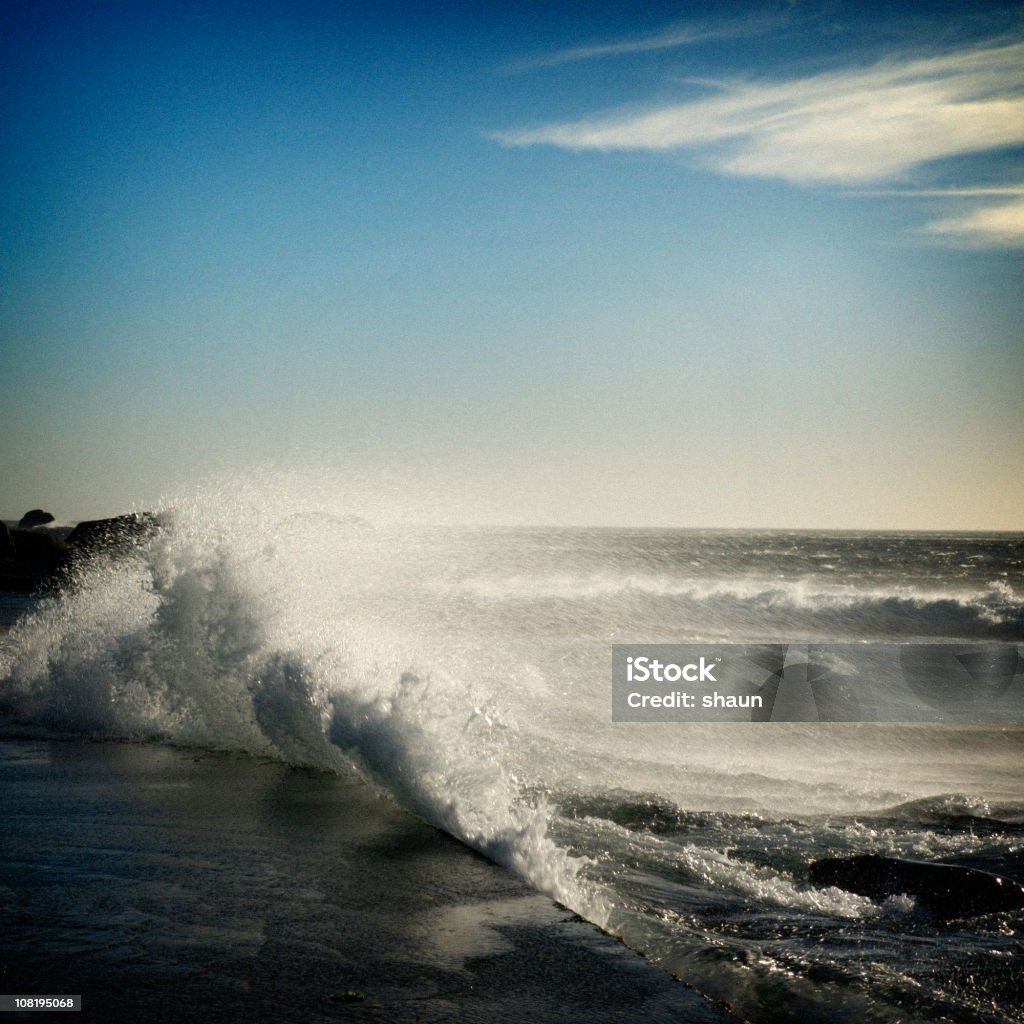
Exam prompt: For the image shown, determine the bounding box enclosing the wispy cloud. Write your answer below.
[921,196,1024,248]
[852,186,1024,197]
[495,40,1024,187]
[514,16,780,71]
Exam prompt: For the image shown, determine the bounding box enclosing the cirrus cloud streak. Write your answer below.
[494,41,1024,188]
[512,15,784,71]
[922,196,1024,248]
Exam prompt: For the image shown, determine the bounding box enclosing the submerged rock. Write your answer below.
[808,854,1024,919]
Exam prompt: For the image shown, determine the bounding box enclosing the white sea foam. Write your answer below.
[447,572,1022,637]
[2,479,1022,1024]
[0,483,609,925]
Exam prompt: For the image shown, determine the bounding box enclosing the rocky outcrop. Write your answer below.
[808,854,1024,919]
[1,511,159,593]
[0,529,70,593]
[10,530,68,571]
[17,509,56,529]
[0,522,15,562]
[65,513,159,558]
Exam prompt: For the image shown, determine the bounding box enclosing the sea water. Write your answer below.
[1,479,1021,1023]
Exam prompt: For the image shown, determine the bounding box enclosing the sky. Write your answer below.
[2,0,1022,528]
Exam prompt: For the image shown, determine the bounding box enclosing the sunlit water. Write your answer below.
[2,478,1022,1023]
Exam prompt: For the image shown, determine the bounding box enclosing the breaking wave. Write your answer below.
[0,495,608,925]
[451,573,1023,639]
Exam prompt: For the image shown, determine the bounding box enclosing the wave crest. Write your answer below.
[451,573,1023,639]
[0,506,608,925]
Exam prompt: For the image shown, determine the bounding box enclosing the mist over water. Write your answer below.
[0,478,612,924]
[2,473,1022,1022]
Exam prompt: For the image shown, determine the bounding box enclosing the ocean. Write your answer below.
[1,490,1022,1023]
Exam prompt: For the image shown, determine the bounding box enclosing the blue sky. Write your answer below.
[2,1,1022,527]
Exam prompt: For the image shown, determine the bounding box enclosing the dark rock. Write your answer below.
[0,513,159,593]
[17,509,55,529]
[0,522,15,562]
[11,530,68,572]
[65,513,159,557]
[808,854,1024,919]
[0,530,71,592]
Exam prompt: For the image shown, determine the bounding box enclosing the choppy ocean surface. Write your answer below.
[2,487,1022,1023]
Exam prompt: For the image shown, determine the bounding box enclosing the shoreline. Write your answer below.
[0,737,735,1024]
